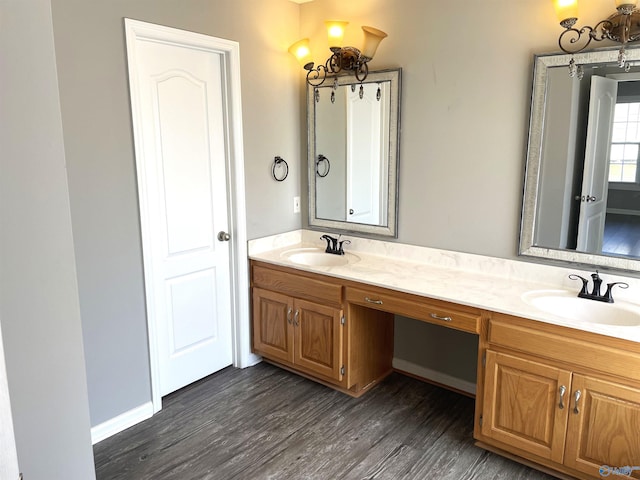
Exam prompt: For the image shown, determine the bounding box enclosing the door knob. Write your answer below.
[217,231,231,242]
[349,209,354,215]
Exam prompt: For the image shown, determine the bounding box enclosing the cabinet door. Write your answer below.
[482,350,572,463]
[252,288,294,364]
[293,298,343,382]
[564,374,640,479]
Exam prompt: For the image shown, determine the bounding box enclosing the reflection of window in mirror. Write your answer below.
[610,102,640,183]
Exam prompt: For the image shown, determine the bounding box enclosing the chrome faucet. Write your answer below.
[320,234,350,255]
[569,271,629,303]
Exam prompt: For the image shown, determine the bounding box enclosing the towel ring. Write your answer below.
[272,156,288,182]
[316,154,330,178]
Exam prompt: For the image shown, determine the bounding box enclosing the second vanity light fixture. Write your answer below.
[554,0,640,78]
[288,21,387,87]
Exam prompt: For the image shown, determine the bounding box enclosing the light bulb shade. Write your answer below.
[288,38,313,69]
[553,0,579,23]
[615,0,637,7]
[360,26,388,60]
[325,20,349,48]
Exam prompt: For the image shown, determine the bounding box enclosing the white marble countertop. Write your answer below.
[249,230,640,343]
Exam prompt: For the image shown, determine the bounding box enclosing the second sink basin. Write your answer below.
[522,289,640,327]
[281,248,359,267]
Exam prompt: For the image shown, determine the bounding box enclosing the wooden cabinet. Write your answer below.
[346,284,481,334]
[252,288,293,365]
[482,350,571,464]
[564,374,640,478]
[478,314,640,479]
[251,261,393,396]
[253,287,344,382]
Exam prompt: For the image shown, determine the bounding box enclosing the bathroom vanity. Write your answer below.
[249,232,640,480]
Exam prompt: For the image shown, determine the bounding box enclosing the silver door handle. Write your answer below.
[559,385,567,409]
[573,390,582,414]
[364,297,383,305]
[430,313,452,322]
[217,231,231,241]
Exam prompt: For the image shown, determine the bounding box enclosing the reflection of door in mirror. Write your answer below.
[576,76,617,254]
[347,82,389,225]
[315,81,391,226]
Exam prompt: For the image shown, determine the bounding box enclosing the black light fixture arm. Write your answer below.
[558,5,640,58]
[305,47,371,87]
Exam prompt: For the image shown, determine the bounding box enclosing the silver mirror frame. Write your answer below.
[307,68,401,237]
[520,47,640,273]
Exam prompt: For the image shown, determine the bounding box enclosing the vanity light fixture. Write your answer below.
[553,0,640,78]
[288,21,387,87]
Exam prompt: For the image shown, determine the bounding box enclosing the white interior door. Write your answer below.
[346,83,383,225]
[127,24,233,397]
[577,76,617,253]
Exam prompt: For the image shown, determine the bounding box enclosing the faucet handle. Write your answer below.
[337,239,351,255]
[568,274,589,295]
[603,282,630,303]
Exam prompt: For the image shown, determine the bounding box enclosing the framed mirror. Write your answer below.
[308,68,401,237]
[520,47,640,272]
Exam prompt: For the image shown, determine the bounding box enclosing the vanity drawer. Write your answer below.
[488,314,640,383]
[251,263,342,307]
[345,286,481,334]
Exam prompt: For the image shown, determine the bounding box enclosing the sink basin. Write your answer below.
[522,289,640,327]
[281,248,359,267]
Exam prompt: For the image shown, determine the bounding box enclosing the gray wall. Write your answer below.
[607,188,640,212]
[0,0,95,477]
[51,0,301,426]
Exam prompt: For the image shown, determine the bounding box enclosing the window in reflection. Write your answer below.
[610,102,640,183]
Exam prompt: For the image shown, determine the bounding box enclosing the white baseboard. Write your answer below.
[392,358,476,396]
[91,401,154,445]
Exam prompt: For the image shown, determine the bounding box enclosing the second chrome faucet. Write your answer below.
[569,271,629,303]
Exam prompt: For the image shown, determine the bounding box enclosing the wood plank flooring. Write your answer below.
[603,213,640,258]
[94,363,557,480]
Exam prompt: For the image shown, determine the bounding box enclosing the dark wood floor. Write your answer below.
[94,363,557,480]
[603,213,640,258]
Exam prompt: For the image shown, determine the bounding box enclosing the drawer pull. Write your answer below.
[430,313,452,322]
[294,309,300,326]
[287,307,293,325]
[573,390,581,414]
[364,297,383,305]
[559,385,567,409]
